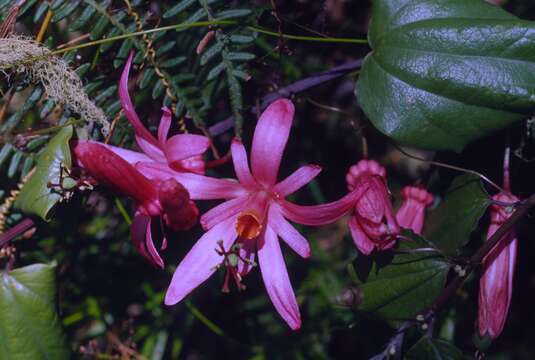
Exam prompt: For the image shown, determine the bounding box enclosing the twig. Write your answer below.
[0,218,35,248]
[36,8,53,43]
[208,58,364,136]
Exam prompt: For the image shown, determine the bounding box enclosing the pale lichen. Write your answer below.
[0,36,109,134]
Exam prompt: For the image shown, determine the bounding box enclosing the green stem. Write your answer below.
[114,198,132,225]
[185,300,224,337]
[52,20,368,55]
[246,25,368,44]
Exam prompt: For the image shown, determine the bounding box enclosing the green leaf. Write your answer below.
[405,337,467,360]
[0,263,70,360]
[160,56,187,68]
[424,174,490,255]
[356,0,535,151]
[355,233,449,324]
[207,63,226,81]
[15,126,73,221]
[216,9,252,20]
[227,52,256,61]
[163,0,196,19]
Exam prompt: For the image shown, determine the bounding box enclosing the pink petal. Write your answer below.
[258,226,301,330]
[200,195,249,230]
[273,164,322,197]
[164,134,210,169]
[174,154,206,175]
[268,205,310,258]
[231,139,256,188]
[164,216,238,305]
[119,52,160,148]
[348,216,375,255]
[158,107,172,144]
[251,99,294,186]
[396,201,427,235]
[135,162,246,200]
[281,185,370,226]
[73,142,160,215]
[131,214,164,268]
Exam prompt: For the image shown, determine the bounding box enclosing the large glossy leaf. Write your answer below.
[424,174,490,255]
[356,0,535,151]
[0,263,70,360]
[15,126,73,220]
[405,337,467,360]
[355,233,449,324]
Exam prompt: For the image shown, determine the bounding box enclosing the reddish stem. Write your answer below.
[0,218,35,248]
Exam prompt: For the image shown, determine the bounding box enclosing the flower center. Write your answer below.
[235,211,262,240]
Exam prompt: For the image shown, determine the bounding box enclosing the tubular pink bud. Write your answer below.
[395,186,434,234]
[346,160,400,255]
[477,192,518,339]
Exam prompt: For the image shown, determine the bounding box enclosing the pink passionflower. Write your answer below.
[156,99,367,330]
[117,52,209,174]
[345,160,400,255]
[73,141,199,269]
[395,186,434,235]
[477,154,519,340]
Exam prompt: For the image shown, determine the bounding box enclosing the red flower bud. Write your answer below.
[158,178,199,231]
[346,160,400,255]
[395,186,433,235]
[73,141,199,268]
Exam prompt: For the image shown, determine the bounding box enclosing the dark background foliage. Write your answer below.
[2,0,535,359]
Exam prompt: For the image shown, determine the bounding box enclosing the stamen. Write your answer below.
[214,240,257,293]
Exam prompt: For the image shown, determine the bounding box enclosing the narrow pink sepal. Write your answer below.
[164,216,239,305]
[158,107,172,144]
[258,226,302,330]
[164,134,210,169]
[119,52,160,148]
[273,164,322,197]
[251,99,294,186]
[231,139,256,188]
[268,205,311,258]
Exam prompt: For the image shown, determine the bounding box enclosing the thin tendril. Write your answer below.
[51,20,368,55]
[393,144,504,193]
